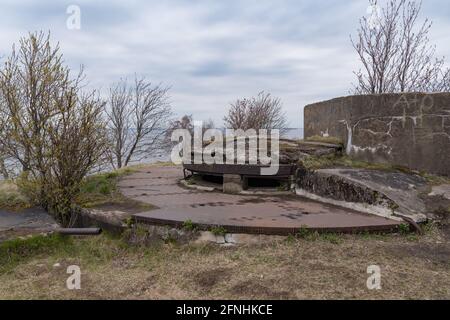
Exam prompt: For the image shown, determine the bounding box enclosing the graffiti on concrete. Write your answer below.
[304,93,450,175]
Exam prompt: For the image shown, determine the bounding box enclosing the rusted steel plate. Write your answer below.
[183,163,296,177]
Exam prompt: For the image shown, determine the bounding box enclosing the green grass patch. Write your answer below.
[0,232,135,274]
[210,226,227,236]
[398,223,411,235]
[0,165,143,211]
[75,166,139,208]
[295,227,343,244]
[0,234,72,273]
[182,219,198,232]
[0,163,154,228]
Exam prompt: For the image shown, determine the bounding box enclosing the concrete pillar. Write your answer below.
[242,176,248,190]
[223,174,244,194]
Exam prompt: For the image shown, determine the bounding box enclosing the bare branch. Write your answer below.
[224,91,288,134]
[351,0,449,94]
[106,76,172,168]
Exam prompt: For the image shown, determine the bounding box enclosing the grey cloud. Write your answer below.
[0,0,449,128]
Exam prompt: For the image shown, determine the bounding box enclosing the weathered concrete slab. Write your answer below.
[186,138,342,167]
[120,166,401,235]
[297,168,429,222]
[0,208,58,232]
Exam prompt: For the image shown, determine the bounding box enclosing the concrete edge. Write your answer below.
[179,179,218,192]
[133,214,401,236]
[297,169,428,224]
[295,188,404,222]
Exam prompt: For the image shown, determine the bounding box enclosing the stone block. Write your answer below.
[223,174,243,194]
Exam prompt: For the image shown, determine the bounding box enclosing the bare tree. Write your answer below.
[0,32,109,226]
[224,91,287,134]
[0,150,9,179]
[0,94,9,179]
[106,76,172,169]
[430,68,450,92]
[352,0,449,94]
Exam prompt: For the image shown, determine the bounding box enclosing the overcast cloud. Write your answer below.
[0,0,449,128]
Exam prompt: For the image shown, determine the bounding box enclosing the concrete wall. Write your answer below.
[304,93,450,176]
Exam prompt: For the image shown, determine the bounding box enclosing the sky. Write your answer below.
[0,0,449,128]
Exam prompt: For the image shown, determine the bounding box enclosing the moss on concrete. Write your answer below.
[301,154,413,173]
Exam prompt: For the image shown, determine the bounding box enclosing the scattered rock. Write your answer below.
[168,228,181,240]
[214,235,226,244]
[195,232,284,245]
[124,224,198,245]
[224,233,237,244]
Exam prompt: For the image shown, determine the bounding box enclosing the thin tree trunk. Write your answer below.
[0,157,8,179]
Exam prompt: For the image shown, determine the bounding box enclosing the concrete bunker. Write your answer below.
[182,138,343,194]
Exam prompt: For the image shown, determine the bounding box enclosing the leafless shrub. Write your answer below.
[224,91,287,134]
[0,32,109,226]
[351,0,449,94]
[106,76,172,169]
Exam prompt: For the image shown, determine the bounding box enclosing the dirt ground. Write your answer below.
[0,225,448,300]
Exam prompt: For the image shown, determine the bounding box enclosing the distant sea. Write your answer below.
[0,129,304,178]
[284,128,304,140]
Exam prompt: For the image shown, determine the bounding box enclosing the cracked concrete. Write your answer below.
[296,168,437,223]
[0,208,57,232]
[305,93,450,176]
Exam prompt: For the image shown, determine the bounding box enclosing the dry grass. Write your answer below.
[301,154,415,173]
[0,225,448,300]
[0,180,31,211]
[305,135,344,146]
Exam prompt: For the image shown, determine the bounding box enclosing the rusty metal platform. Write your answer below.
[183,163,296,178]
[119,166,402,235]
